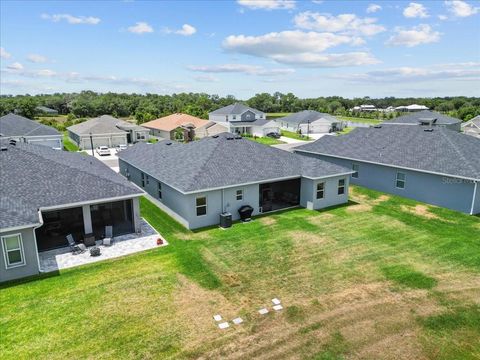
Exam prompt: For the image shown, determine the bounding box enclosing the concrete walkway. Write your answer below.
[279,136,308,144]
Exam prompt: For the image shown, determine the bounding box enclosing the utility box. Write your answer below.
[219,212,232,228]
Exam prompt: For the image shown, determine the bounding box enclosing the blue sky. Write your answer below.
[1,0,479,98]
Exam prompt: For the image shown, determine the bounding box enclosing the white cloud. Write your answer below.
[445,0,479,17]
[127,22,154,34]
[311,0,324,4]
[7,62,24,70]
[331,62,480,83]
[366,4,382,13]
[294,12,385,36]
[237,0,296,10]
[403,3,429,18]
[193,75,219,82]
[438,14,448,20]
[386,24,440,47]
[41,13,100,25]
[0,47,12,59]
[175,24,197,36]
[188,64,295,76]
[270,52,380,67]
[27,54,48,63]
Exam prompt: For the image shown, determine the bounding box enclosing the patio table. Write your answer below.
[84,234,96,247]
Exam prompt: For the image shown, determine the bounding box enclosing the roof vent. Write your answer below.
[373,125,382,129]
[226,136,235,140]
[235,135,242,139]
[423,128,434,132]
[9,139,17,146]
[212,135,219,138]
[165,142,172,145]
[0,146,7,151]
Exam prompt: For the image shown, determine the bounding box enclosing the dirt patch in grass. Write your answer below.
[400,205,440,220]
[306,213,336,226]
[347,203,373,212]
[288,230,335,249]
[259,217,277,226]
[435,272,480,304]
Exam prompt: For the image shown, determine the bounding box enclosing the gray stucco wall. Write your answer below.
[299,153,477,214]
[473,182,480,215]
[300,176,350,210]
[25,135,63,149]
[0,227,40,282]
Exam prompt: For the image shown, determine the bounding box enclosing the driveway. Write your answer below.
[279,136,308,144]
[272,142,306,152]
[84,148,120,172]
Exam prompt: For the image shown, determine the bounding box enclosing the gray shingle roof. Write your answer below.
[295,125,480,180]
[209,103,264,116]
[118,133,351,193]
[383,110,461,125]
[67,115,131,135]
[0,113,60,137]
[276,110,339,126]
[0,143,143,230]
[230,119,274,126]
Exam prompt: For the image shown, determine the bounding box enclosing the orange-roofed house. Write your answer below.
[142,113,227,141]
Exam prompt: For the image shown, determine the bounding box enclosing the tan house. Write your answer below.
[142,113,226,141]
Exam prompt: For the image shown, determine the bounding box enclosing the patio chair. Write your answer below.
[66,234,86,255]
[103,226,113,246]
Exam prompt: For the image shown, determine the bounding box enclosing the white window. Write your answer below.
[236,189,243,201]
[352,164,359,178]
[338,179,346,195]
[2,234,25,269]
[196,196,207,216]
[396,172,406,189]
[316,182,325,199]
[158,182,162,199]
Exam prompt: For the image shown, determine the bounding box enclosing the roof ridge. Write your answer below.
[440,130,478,177]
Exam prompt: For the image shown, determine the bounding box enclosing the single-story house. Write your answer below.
[0,141,144,282]
[462,116,480,138]
[295,125,480,215]
[67,115,150,149]
[351,104,377,112]
[383,110,462,131]
[209,103,279,137]
[394,104,429,112]
[141,113,227,141]
[36,106,59,116]
[118,133,353,229]
[0,113,62,149]
[194,121,230,139]
[275,110,344,134]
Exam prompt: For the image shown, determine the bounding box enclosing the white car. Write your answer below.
[115,144,128,153]
[96,146,111,156]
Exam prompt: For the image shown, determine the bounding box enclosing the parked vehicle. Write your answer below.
[115,144,128,153]
[266,132,281,139]
[96,146,111,156]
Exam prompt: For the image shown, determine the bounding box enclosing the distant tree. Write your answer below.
[17,97,38,119]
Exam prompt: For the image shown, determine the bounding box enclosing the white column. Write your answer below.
[82,205,93,234]
[132,197,141,233]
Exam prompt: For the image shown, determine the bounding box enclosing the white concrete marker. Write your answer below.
[272,298,281,305]
[273,304,283,311]
[232,317,243,325]
[258,308,269,315]
[213,314,222,322]
[218,322,230,329]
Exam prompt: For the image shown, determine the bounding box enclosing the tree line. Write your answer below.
[1,91,479,123]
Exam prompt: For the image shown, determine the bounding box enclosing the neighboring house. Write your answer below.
[382,110,462,131]
[394,104,429,112]
[194,121,229,139]
[141,113,227,141]
[275,110,344,134]
[295,125,480,215]
[36,106,58,116]
[0,141,143,282]
[209,103,279,137]
[351,104,377,112]
[462,116,480,138]
[0,113,62,149]
[67,115,149,149]
[118,133,353,230]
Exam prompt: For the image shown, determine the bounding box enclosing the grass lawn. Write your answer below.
[1,186,479,359]
[336,127,355,136]
[245,136,286,146]
[281,130,312,141]
[62,132,79,152]
[267,112,291,119]
[338,116,382,124]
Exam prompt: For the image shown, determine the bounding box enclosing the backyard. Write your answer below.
[1,186,479,360]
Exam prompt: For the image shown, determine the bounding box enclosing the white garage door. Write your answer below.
[81,137,111,149]
[111,135,127,147]
[299,123,330,134]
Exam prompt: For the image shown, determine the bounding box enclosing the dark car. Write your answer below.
[266,132,280,139]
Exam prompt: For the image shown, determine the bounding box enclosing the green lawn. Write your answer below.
[1,187,479,359]
[281,130,311,141]
[245,136,286,146]
[336,127,355,135]
[338,116,382,124]
[62,132,79,152]
[267,112,291,119]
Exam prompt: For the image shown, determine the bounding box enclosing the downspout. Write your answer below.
[33,209,45,273]
[221,189,225,213]
[470,181,478,215]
